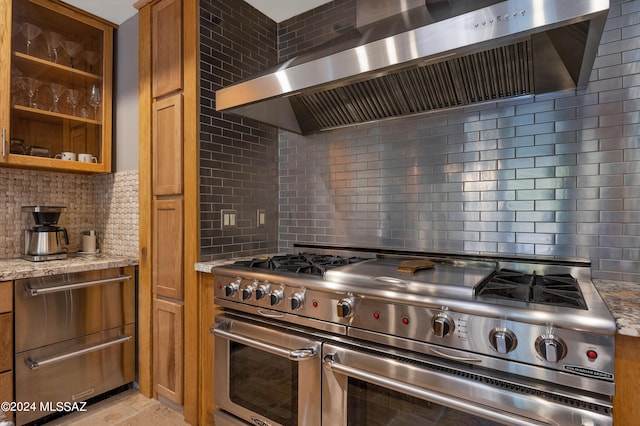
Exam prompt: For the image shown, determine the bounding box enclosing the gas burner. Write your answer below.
[233,253,370,276]
[477,269,587,309]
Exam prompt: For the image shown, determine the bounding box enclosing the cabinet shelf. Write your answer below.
[12,105,101,126]
[13,52,103,84]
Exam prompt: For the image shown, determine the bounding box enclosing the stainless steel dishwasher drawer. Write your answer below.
[15,324,135,425]
[14,269,135,353]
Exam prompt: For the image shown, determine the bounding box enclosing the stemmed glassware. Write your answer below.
[60,40,82,68]
[43,31,63,63]
[20,23,42,55]
[88,84,101,120]
[18,77,42,108]
[66,89,81,116]
[83,51,100,73]
[49,82,66,113]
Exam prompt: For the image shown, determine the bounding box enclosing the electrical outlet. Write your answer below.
[257,209,266,227]
[221,209,237,229]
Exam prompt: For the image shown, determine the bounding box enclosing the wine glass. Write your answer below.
[20,23,42,55]
[60,40,83,68]
[88,85,101,120]
[43,31,63,63]
[66,89,81,115]
[83,51,100,73]
[48,82,66,113]
[18,77,42,108]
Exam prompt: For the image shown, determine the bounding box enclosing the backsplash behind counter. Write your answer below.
[0,169,138,258]
[276,0,640,284]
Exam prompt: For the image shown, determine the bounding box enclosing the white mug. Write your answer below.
[55,151,76,161]
[78,153,98,163]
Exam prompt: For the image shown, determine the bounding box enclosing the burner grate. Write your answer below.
[233,253,369,276]
[477,270,587,309]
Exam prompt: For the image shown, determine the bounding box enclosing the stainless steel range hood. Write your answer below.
[216,0,609,134]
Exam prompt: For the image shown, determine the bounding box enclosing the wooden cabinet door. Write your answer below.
[152,0,183,97]
[153,198,184,299]
[0,0,10,164]
[152,94,183,195]
[0,313,11,373]
[0,371,13,422]
[154,298,183,404]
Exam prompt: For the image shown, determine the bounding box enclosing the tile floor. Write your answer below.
[42,388,189,426]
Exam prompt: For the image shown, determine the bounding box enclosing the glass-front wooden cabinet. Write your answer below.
[1,0,114,173]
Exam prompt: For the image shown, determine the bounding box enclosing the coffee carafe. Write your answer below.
[22,206,69,261]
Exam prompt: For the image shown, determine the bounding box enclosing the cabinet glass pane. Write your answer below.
[9,0,105,165]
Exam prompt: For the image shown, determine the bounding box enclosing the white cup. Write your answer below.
[78,153,98,163]
[55,151,76,161]
[81,230,97,253]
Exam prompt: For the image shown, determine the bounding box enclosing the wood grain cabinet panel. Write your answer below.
[0,281,11,313]
[0,371,13,422]
[0,313,11,373]
[153,198,184,300]
[152,0,183,97]
[152,94,183,196]
[154,298,183,404]
[613,334,640,426]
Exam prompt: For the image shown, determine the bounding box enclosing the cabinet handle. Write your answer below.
[26,275,132,296]
[1,128,5,158]
[25,335,132,370]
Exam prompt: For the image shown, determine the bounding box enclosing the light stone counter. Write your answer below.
[594,279,640,337]
[0,254,138,281]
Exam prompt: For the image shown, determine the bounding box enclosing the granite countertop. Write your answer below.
[196,259,640,338]
[0,253,138,281]
[594,279,640,337]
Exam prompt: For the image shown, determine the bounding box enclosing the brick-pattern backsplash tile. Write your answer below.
[277,0,640,283]
[200,0,279,261]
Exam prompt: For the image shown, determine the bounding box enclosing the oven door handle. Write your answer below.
[323,353,547,426]
[212,327,317,361]
[26,275,132,296]
[25,335,132,370]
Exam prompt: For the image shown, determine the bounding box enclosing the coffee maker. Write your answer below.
[22,206,69,261]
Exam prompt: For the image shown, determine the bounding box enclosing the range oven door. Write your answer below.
[322,342,612,426]
[213,314,322,426]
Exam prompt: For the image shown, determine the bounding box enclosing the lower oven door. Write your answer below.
[213,314,322,426]
[322,342,612,426]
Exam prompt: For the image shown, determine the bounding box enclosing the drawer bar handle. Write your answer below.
[27,275,132,296]
[25,334,132,370]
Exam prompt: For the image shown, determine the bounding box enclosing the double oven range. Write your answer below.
[211,245,616,426]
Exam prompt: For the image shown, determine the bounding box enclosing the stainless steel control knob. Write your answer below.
[432,314,454,337]
[224,280,240,297]
[337,298,354,318]
[269,289,283,306]
[536,335,567,362]
[290,292,305,310]
[255,283,270,300]
[489,328,517,354]
[241,285,255,300]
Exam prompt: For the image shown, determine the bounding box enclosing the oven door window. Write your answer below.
[347,378,503,426]
[229,341,298,425]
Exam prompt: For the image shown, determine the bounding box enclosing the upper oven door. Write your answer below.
[322,342,612,426]
[213,314,322,426]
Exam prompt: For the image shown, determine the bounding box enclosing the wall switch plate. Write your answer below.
[221,209,237,229]
[257,209,266,227]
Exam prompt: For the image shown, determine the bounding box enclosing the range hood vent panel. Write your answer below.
[296,40,533,131]
[216,0,609,134]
